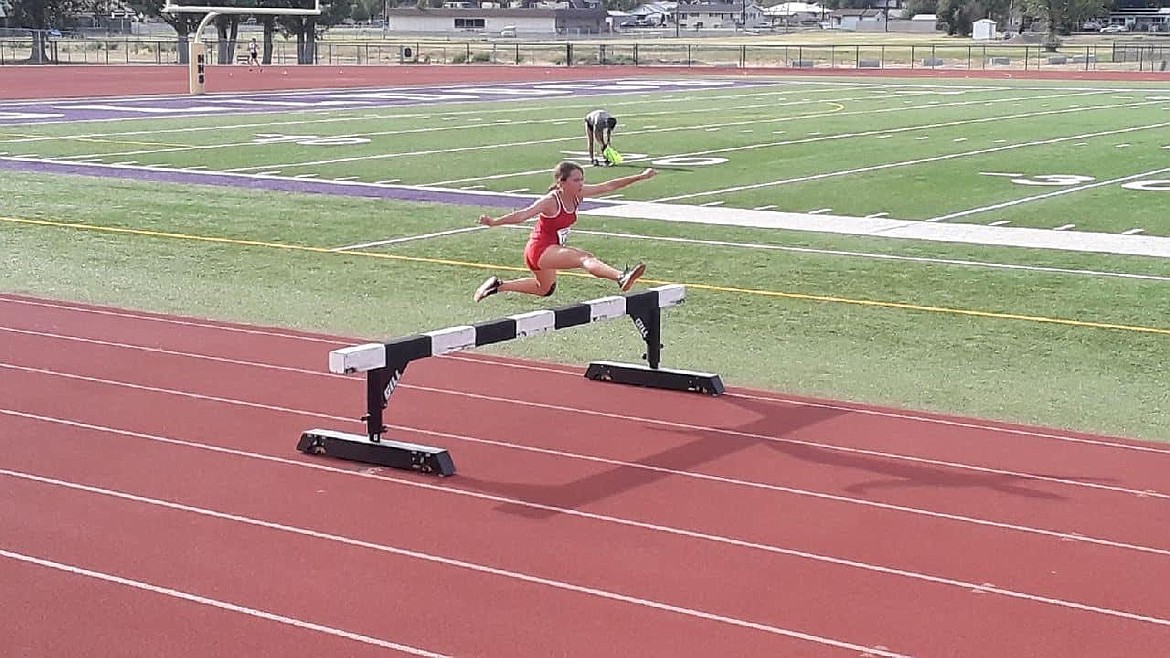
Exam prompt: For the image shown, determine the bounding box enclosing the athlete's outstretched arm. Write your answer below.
[581,168,656,197]
[479,194,556,227]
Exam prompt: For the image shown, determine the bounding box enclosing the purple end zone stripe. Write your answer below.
[0,157,617,210]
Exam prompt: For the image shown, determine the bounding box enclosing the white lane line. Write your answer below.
[0,547,449,657]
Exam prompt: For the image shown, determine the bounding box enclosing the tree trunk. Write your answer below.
[216,17,240,64]
[297,19,317,64]
[29,30,51,64]
[262,17,275,65]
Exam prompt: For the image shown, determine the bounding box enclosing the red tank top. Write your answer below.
[530,192,577,246]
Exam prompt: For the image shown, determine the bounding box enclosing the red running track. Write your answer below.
[1,292,1169,657]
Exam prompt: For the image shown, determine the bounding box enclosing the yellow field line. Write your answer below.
[66,137,194,149]
[4,214,1169,337]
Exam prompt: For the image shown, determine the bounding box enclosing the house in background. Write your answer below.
[627,1,676,27]
[673,1,766,29]
[829,7,885,30]
[385,4,608,35]
[761,2,826,28]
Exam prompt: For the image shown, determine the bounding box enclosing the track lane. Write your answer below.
[2,381,1169,657]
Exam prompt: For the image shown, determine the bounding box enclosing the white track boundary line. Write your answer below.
[580,201,1170,258]
[2,327,1167,556]
[1,361,1166,501]
[498,225,1170,282]
[0,465,912,658]
[331,225,487,252]
[0,547,449,657]
[0,295,1164,451]
[2,414,1168,633]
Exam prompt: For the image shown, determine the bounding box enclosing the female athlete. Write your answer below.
[473,161,657,302]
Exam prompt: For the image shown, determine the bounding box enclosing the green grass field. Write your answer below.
[1,75,1167,440]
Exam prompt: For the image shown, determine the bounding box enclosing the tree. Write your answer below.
[276,0,346,64]
[900,0,936,19]
[8,0,90,61]
[1024,0,1106,43]
[127,0,201,62]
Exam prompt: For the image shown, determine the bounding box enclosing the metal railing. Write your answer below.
[3,37,1169,72]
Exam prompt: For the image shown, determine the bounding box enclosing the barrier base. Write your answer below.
[584,360,725,396]
[296,428,456,476]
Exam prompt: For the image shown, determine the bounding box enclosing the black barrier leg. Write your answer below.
[585,296,724,395]
[298,359,456,476]
[635,302,662,370]
[363,361,405,442]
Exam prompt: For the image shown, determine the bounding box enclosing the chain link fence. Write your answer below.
[3,36,1169,73]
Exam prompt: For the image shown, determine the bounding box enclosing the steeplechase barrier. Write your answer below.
[297,284,723,477]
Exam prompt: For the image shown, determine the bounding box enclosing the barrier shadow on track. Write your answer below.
[460,396,851,519]
[460,396,1123,519]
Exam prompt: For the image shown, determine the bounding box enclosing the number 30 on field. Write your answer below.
[982,172,1170,191]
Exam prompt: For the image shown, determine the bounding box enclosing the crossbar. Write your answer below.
[330,284,686,375]
[162,0,321,15]
[163,7,322,14]
[298,283,721,476]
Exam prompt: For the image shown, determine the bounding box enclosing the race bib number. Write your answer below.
[557,227,571,245]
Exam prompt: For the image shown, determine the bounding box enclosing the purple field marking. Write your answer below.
[0,78,772,126]
[0,156,619,211]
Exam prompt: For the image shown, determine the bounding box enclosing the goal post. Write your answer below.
[162,0,322,95]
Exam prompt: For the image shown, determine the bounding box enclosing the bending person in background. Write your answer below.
[584,109,618,167]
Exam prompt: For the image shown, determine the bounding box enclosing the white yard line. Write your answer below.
[229,91,1112,175]
[423,90,1113,186]
[52,96,823,160]
[331,225,488,251]
[16,89,1113,184]
[1,85,852,149]
[7,152,1167,259]
[7,81,790,129]
[652,112,1170,202]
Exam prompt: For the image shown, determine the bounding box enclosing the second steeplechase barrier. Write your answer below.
[297,284,723,477]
